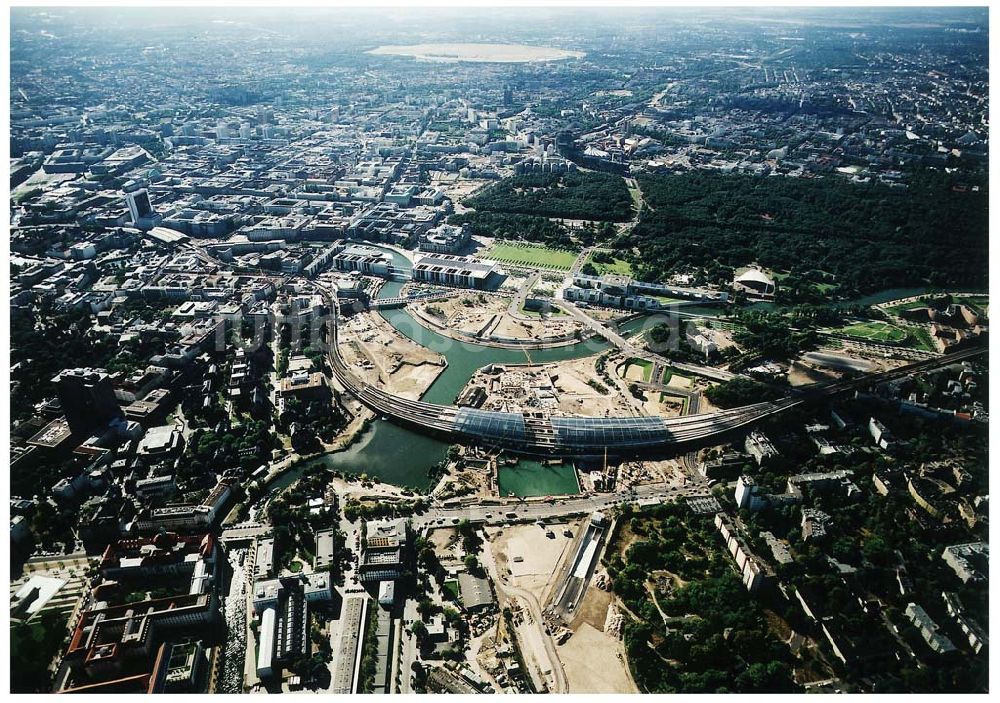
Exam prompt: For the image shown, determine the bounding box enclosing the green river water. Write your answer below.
[496,461,581,497]
[297,248,970,492]
[307,249,629,491]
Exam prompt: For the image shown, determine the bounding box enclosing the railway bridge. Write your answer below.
[316,282,985,456]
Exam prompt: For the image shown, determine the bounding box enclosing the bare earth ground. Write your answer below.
[338,312,444,399]
[327,476,410,500]
[432,465,490,500]
[486,521,638,693]
[413,290,585,341]
[642,392,685,417]
[465,359,633,418]
[551,357,637,416]
[489,520,583,604]
[503,525,575,600]
[696,393,723,415]
[493,313,581,341]
[485,525,569,692]
[428,172,491,202]
[571,583,613,631]
[557,622,637,694]
[417,293,507,335]
[787,360,841,387]
[581,456,680,492]
[622,363,646,382]
[428,527,469,568]
[585,307,626,323]
[667,374,693,389]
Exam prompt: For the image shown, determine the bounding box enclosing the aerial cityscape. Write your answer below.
[8,4,989,695]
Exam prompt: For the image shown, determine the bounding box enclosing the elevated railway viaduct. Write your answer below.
[317,283,986,457]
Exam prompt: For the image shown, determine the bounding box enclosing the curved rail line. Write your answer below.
[316,281,986,456]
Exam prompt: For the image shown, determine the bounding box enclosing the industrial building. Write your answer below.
[253,574,335,680]
[330,596,367,693]
[458,572,495,611]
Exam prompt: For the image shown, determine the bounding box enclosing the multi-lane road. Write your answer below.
[411,479,713,530]
[561,301,740,383]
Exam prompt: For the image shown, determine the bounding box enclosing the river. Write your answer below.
[747,286,988,313]
[303,246,962,491]
[298,246,657,491]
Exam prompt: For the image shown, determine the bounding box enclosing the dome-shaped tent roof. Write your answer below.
[735,268,775,287]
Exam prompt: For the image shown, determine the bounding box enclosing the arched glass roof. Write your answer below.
[454,408,527,444]
[550,415,668,449]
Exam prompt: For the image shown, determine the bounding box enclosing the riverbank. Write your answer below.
[338,306,448,400]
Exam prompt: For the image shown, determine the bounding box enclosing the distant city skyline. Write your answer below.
[8,4,989,696]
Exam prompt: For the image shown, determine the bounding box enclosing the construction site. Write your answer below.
[336,308,446,400]
[458,361,636,417]
[409,281,590,347]
[479,512,636,693]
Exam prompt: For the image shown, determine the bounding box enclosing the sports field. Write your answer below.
[621,358,653,383]
[836,321,909,343]
[484,241,578,270]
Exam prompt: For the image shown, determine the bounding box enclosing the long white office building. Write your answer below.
[412,253,500,289]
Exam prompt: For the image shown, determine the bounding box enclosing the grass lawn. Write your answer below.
[443,579,460,601]
[627,183,644,212]
[772,270,838,294]
[885,300,933,315]
[836,321,909,343]
[651,294,683,306]
[908,326,938,353]
[484,241,578,270]
[954,295,989,315]
[587,253,634,277]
